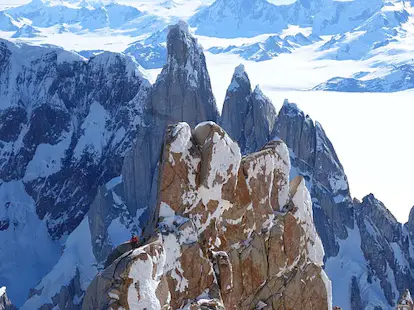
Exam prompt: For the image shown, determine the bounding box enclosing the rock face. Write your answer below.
[221,65,277,155]
[272,100,354,258]
[83,122,332,310]
[0,287,16,310]
[220,64,252,152]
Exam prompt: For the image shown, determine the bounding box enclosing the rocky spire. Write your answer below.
[221,64,252,151]
[272,98,350,198]
[121,20,220,239]
[150,20,219,128]
[220,65,276,154]
[272,99,316,171]
[244,85,277,153]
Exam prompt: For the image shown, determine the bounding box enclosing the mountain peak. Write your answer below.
[0,287,16,310]
[226,64,251,93]
[221,65,252,151]
[234,63,246,76]
[165,20,203,72]
[150,20,219,128]
[252,84,272,103]
[279,99,303,118]
[359,193,399,242]
[169,19,190,35]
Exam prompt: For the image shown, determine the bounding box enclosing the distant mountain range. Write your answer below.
[5,0,406,92]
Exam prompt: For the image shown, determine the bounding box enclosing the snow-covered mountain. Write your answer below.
[0,0,168,37]
[0,38,150,307]
[123,26,169,69]
[189,0,384,38]
[0,0,414,308]
[209,33,320,62]
[5,0,143,30]
[11,24,43,38]
[1,0,414,92]
[0,21,413,310]
[314,64,414,92]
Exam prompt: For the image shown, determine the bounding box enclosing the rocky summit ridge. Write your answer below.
[82,121,332,310]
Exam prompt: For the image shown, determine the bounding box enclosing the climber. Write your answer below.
[130,234,139,249]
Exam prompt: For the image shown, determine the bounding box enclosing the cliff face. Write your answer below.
[83,122,332,310]
[272,101,354,259]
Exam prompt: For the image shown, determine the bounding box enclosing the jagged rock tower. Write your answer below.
[83,122,332,309]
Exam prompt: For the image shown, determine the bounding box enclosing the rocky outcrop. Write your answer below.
[397,290,414,310]
[0,287,16,310]
[150,21,219,128]
[221,65,277,155]
[223,97,353,258]
[83,122,332,310]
